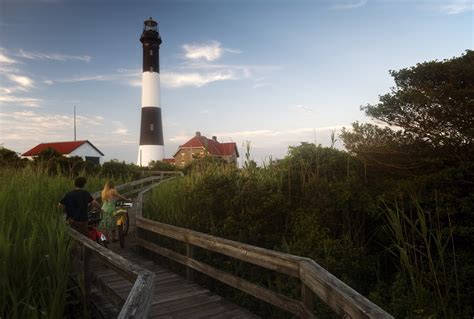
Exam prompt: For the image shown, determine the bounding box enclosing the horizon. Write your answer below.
[0,0,472,164]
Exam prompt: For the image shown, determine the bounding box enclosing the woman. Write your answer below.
[100,181,130,242]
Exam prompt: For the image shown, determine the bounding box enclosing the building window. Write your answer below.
[150,49,153,56]
[150,66,154,72]
[149,123,154,131]
[181,152,185,157]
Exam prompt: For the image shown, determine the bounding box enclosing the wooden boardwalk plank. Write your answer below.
[89,196,259,318]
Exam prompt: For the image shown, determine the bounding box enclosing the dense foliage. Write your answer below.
[145,51,473,318]
[0,154,137,318]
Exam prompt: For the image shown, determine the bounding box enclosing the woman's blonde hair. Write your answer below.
[101,181,115,201]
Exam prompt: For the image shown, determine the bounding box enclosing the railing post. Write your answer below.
[185,243,194,281]
[301,282,314,315]
[81,245,91,318]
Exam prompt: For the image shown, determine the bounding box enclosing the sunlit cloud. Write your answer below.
[0,52,16,64]
[5,74,34,88]
[17,49,92,62]
[0,95,41,107]
[161,71,236,88]
[39,42,274,89]
[183,41,223,61]
[0,110,136,154]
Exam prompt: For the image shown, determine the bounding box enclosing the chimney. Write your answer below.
[212,136,217,141]
[195,131,201,137]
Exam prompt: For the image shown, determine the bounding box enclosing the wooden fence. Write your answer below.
[135,177,393,319]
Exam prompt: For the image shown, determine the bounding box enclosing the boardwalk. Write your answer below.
[72,175,392,319]
[89,198,259,318]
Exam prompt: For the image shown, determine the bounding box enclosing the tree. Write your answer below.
[36,147,63,161]
[0,147,25,167]
[148,160,176,171]
[341,50,474,170]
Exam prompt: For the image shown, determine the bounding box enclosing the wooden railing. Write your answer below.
[70,172,181,318]
[69,228,154,318]
[135,178,393,319]
[91,171,183,199]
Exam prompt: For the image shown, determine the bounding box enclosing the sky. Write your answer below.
[0,0,472,165]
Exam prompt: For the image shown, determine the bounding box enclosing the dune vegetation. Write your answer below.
[144,51,474,318]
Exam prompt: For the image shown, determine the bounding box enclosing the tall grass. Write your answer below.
[384,196,459,317]
[0,166,111,318]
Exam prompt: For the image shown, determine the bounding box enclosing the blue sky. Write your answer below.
[0,0,472,164]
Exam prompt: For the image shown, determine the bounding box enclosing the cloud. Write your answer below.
[0,95,41,107]
[111,121,129,135]
[49,69,141,85]
[253,77,270,89]
[293,104,313,113]
[0,52,16,64]
[161,71,236,88]
[17,49,92,62]
[440,0,473,14]
[182,40,241,62]
[213,129,279,138]
[212,125,348,141]
[167,125,349,160]
[40,40,274,89]
[0,110,138,154]
[332,0,368,10]
[182,41,224,61]
[128,79,141,87]
[5,74,34,88]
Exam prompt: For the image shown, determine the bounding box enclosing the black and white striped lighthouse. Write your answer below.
[137,17,164,166]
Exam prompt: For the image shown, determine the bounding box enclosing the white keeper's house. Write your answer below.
[22,140,104,164]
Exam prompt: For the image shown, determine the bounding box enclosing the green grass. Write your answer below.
[0,166,123,318]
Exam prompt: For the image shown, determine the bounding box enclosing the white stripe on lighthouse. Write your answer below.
[141,72,160,107]
[138,145,164,166]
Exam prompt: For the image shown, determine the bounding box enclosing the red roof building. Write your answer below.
[173,132,239,167]
[22,140,104,164]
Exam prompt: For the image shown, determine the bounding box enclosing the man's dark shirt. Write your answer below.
[60,189,94,222]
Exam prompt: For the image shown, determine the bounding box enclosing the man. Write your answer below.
[58,177,101,236]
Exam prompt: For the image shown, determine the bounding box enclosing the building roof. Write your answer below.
[174,133,239,158]
[22,140,104,157]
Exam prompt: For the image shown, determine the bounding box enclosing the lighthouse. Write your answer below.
[137,18,164,166]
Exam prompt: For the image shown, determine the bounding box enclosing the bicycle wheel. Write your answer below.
[118,224,125,248]
[123,213,129,235]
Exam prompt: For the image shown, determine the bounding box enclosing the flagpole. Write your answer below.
[74,105,76,141]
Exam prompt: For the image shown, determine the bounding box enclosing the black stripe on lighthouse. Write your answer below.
[139,107,164,145]
[143,43,160,73]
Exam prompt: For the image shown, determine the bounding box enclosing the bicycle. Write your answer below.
[114,200,132,248]
[88,208,108,247]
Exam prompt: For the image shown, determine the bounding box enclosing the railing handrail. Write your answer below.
[136,177,393,319]
[91,171,181,199]
[69,228,155,318]
[68,172,180,318]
